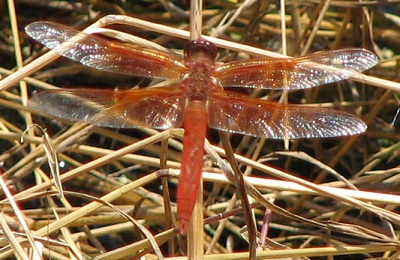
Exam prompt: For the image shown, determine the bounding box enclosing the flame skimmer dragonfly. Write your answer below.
[25,21,377,234]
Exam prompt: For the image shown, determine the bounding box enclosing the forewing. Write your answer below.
[214,48,378,90]
[207,91,366,139]
[29,86,187,129]
[25,21,187,81]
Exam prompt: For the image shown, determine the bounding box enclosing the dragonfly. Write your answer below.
[25,21,377,234]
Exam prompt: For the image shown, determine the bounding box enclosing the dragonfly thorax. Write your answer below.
[183,64,215,101]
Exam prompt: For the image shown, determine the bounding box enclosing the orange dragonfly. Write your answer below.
[25,21,377,234]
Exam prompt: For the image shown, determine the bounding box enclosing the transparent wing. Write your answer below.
[214,48,378,90]
[207,91,366,139]
[25,21,188,81]
[29,85,187,129]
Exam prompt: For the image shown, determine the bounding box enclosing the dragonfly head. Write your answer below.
[184,39,217,66]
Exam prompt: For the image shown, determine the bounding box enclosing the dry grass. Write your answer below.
[0,0,400,259]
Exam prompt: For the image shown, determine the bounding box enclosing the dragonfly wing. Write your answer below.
[29,85,187,129]
[25,21,187,81]
[214,48,378,90]
[207,91,366,139]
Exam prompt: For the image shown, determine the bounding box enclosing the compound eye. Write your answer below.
[184,39,217,60]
